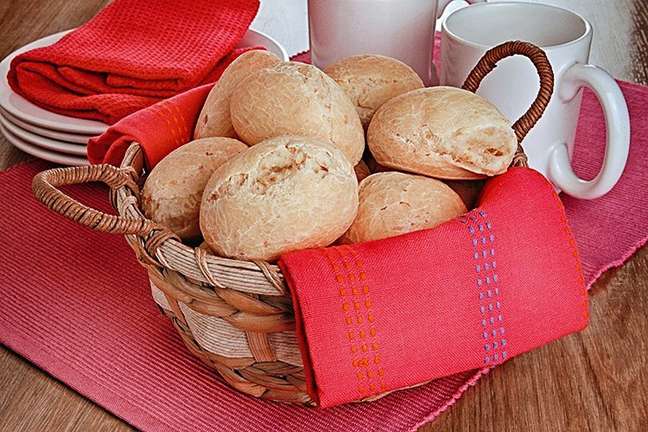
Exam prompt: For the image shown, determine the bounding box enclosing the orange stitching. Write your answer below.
[321,247,374,399]
[336,245,387,396]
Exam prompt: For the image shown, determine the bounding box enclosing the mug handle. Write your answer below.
[437,0,484,19]
[547,64,630,199]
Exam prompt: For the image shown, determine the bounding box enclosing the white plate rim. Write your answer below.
[0,107,93,144]
[0,114,87,156]
[0,122,88,166]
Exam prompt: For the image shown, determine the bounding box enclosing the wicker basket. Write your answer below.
[32,41,554,406]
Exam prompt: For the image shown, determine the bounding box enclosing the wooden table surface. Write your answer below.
[1,1,647,431]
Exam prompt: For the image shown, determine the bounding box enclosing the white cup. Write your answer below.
[441,2,630,199]
[308,0,483,85]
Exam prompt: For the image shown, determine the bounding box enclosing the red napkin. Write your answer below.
[279,168,589,407]
[7,0,259,124]
[87,84,212,167]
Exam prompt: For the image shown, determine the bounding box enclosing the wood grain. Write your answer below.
[1,0,647,431]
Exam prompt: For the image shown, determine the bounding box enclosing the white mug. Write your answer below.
[441,2,630,199]
[308,0,483,85]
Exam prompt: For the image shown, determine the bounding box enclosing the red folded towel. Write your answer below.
[7,0,259,124]
[280,168,589,407]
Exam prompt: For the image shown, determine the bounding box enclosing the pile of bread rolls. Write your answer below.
[142,49,517,262]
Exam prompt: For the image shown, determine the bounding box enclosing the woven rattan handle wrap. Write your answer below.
[461,40,554,167]
[32,164,159,236]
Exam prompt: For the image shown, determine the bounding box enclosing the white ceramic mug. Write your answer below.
[308,0,483,85]
[441,2,630,199]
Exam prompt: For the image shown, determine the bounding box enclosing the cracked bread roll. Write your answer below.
[142,137,248,241]
[367,87,517,179]
[194,50,282,139]
[324,55,424,128]
[342,172,466,243]
[200,135,359,261]
[230,62,365,165]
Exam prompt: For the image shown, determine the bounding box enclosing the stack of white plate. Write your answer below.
[0,31,108,165]
[0,28,288,166]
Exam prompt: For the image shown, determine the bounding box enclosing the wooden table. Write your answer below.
[1,1,647,430]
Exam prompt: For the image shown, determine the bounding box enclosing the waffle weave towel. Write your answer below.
[7,0,259,124]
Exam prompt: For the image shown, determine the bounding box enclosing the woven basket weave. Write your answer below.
[32,41,554,406]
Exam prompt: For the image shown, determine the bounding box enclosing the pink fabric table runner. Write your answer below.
[1,81,647,430]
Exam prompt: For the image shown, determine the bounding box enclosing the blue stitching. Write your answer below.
[467,209,509,366]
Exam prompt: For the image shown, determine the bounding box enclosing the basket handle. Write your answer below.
[32,164,159,236]
[461,40,554,166]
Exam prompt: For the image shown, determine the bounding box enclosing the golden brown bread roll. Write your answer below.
[342,171,466,243]
[324,54,424,128]
[354,160,370,182]
[194,50,282,140]
[200,135,359,261]
[230,62,365,165]
[365,153,389,174]
[142,137,248,241]
[367,87,517,179]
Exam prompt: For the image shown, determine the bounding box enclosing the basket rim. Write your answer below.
[117,142,287,297]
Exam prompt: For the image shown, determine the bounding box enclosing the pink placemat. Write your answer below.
[1,81,647,431]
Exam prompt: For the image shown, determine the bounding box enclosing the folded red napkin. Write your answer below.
[87,84,212,167]
[279,168,589,407]
[7,0,259,124]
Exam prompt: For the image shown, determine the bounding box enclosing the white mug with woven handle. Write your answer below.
[308,0,483,85]
[441,2,630,199]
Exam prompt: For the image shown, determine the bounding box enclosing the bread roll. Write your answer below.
[343,172,466,243]
[354,160,370,182]
[142,138,248,241]
[324,55,424,128]
[194,50,282,139]
[367,87,517,179]
[230,62,365,165]
[200,136,359,261]
[365,153,389,174]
